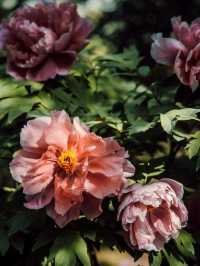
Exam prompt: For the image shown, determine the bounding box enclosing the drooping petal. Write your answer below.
[151,33,186,65]
[81,193,102,219]
[47,203,81,228]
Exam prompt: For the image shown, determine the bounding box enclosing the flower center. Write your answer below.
[57,150,77,175]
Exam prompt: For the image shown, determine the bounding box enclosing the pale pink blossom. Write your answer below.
[10,111,135,227]
[151,16,200,90]
[118,179,188,251]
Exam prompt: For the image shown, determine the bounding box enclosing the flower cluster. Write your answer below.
[6,1,189,254]
[151,17,200,90]
[0,2,91,81]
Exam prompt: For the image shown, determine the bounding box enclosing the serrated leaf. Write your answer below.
[175,230,196,259]
[186,132,200,159]
[0,229,9,256]
[0,96,39,123]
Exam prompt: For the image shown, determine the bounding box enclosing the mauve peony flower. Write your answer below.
[151,16,200,90]
[10,110,135,227]
[0,2,92,81]
[117,179,188,251]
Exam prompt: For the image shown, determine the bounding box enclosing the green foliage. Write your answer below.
[0,2,199,265]
[175,230,196,259]
[49,232,91,266]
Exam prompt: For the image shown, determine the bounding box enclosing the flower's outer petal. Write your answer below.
[73,117,89,137]
[20,116,50,151]
[81,193,102,219]
[24,185,53,209]
[10,150,40,182]
[85,173,125,199]
[47,203,81,228]
[161,178,184,199]
[88,155,124,177]
[151,33,186,65]
[22,160,55,195]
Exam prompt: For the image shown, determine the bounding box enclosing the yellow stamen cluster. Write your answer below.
[57,149,77,175]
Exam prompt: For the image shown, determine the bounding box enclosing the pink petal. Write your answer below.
[134,218,156,251]
[81,193,102,219]
[171,16,195,48]
[20,116,50,151]
[54,172,84,216]
[10,150,40,182]
[85,173,125,199]
[73,117,89,137]
[151,33,186,65]
[24,185,53,209]
[45,111,72,150]
[88,155,124,177]
[161,178,184,199]
[22,160,55,195]
[47,203,81,228]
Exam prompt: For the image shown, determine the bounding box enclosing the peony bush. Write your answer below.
[0,1,199,266]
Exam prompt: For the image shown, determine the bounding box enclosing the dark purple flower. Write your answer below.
[0,1,92,81]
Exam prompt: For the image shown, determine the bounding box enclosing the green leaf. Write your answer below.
[160,108,200,136]
[0,79,27,99]
[49,232,91,266]
[160,114,173,134]
[175,230,196,259]
[163,249,188,266]
[0,229,9,256]
[186,132,200,159]
[0,96,39,123]
[55,247,76,266]
[150,252,162,266]
[8,212,35,236]
[73,234,91,266]
[128,118,154,135]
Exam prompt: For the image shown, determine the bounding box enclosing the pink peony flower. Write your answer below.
[117,179,188,251]
[151,16,200,90]
[10,111,135,227]
[0,2,92,81]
